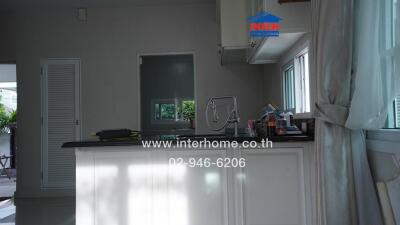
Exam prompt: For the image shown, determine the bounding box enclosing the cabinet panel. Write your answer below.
[238,148,306,225]
[76,146,312,225]
[164,150,230,225]
[89,149,229,225]
[94,151,153,225]
[219,0,248,48]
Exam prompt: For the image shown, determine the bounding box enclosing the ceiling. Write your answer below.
[0,0,215,11]
[249,32,306,64]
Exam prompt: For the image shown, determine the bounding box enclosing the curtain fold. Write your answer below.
[349,130,383,225]
[344,0,400,224]
[313,0,399,224]
[346,0,400,130]
[312,0,357,224]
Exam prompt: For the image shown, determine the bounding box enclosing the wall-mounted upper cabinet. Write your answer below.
[253,0,311,33]
[217,0,249,64]
[218,0,248,48]
[217,0,311,65]
[247,0,311,64]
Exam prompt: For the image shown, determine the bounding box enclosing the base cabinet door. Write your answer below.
[79,149,230,225]
[76,146,312,225]
[236,148,307,225]
[164,149,230,225]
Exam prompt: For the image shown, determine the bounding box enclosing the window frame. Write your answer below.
[382,0,399,129]
[282,61,295,111]
[294,47,311,114]
[281,46,312,118]
[384,96,400,129]
[150,98,194,125]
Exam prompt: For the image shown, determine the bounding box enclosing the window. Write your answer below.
[383,0,399,129]
[155,103,175,120]
[0,64,17,112]
[140,54,195,132]
[152,98,195,123]
[0,88,17,112]
[283,65,295,110]
[282,48,310,114]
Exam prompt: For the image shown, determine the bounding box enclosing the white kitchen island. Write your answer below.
[73,141,316,225]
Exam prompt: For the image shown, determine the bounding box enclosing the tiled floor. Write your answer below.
[0,199,15,225]
[0,169,16,199]
[0,197,75,225]
[0,178,15,199]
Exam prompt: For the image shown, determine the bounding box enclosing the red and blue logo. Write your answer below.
[248,11,282,37]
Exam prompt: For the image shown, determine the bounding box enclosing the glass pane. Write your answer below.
[294,51,310,114]
[289,67,295,109]
[160,103,175,120]
[283,66,295,110]
[304,52,310,112]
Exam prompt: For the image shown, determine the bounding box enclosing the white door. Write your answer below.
[237,148,307,225]
[41,59,81,189]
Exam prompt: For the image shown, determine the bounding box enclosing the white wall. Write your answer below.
[263,63,282,108]
[0,11,16,62]
[1,4,265,197]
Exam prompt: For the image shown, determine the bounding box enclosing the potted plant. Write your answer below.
[182,101,195,129]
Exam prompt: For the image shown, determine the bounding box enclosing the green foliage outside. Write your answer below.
[182,100,195,121]
[0,97,17,133]
[160,104,175,119]
[155,103,175,120]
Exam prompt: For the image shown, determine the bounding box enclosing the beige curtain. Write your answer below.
[312,0,364,224]
[312,0,392,224]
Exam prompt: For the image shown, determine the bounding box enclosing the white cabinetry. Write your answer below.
[235,148,311,225]
[75,143,315,225]
[216,0,311,64]
[218,0,248,48]
[217,0,249,64]
[164,149,229,225]
[247,0,311,64]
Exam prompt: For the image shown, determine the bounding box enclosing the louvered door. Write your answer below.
[41,59,80,189]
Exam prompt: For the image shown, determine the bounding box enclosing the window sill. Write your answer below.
[292,112,313,119]
[366,129,400,155]
[151,120,190,125]
[367,129,400,142]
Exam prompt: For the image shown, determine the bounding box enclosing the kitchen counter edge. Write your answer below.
[62,135,314,148]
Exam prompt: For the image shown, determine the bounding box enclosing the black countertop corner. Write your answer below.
[62,134,314,148]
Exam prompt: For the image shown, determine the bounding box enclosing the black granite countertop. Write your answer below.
[62,134,314,148]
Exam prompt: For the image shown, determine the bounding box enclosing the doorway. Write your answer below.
[0,63,17,199]
[139,53,195,135]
